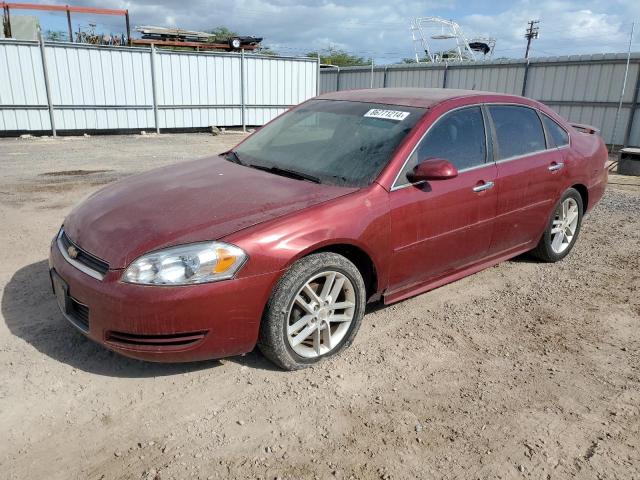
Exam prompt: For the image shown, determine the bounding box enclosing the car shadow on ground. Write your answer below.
[1,260,244,377]
[509,252,540,264]
[3,256,531,377]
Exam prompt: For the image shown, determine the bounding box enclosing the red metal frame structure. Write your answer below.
[1,2,130,44]
[130,38,259,51]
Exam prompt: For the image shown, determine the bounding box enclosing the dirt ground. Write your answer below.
[1,133,639,480]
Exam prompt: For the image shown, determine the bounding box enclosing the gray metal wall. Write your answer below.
[0,39,318,134]
[320,54,640,147]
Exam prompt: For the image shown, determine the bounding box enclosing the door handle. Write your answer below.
[548,162,564,172]
[472,181,494,193]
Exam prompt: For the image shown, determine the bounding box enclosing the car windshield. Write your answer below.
[230,100,425,187]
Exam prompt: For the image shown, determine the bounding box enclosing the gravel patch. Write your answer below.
[0,133,638,479]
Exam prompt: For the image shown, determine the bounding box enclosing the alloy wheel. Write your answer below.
[286,271,356,358]
[550,197,579,254]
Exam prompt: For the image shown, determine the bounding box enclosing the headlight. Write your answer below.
[122,242,247,285]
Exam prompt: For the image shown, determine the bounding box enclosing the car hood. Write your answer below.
[63,156,357,269]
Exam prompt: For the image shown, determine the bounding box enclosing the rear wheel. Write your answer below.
[258,252,366,370]
[532,188,583,262]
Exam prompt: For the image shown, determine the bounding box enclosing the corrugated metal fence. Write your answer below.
[0,38,319,134]
[321,54,640,147]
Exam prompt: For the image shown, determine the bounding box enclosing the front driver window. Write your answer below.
[395,106,487,186]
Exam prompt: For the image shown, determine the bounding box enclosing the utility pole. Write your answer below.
[524,20,539,59]
[611,21,635,152]
[3,4,12,38]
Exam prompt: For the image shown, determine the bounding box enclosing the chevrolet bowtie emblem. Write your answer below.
[67,245,79,259]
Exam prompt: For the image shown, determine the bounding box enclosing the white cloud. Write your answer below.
[32,0,640,61]
[462,0,633,57]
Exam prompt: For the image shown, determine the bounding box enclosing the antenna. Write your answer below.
[524,20,540,59]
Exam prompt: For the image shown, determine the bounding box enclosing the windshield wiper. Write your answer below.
[225,154,322,184]
[224,150,245,166]
[249,164,321,184]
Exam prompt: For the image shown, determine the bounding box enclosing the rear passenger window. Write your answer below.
[541,114,569,147]
[489,105,546,160]
[396,106,486,185]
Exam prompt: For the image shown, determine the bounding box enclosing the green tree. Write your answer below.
[307,47,371,67]
[255,45,278,56]
[45,30,68,42]
[400,55,441,64]
[207,26,238,41]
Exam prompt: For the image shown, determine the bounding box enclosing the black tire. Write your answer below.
[228,37,242,50]
[531,187,584,262]
[258,252,366,371]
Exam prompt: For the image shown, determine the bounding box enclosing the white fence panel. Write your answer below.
[155,51,242,106]
[151,51,317,129]
[0,108,50,131]
[154,51,243,129]
[245,107,290,126]
[0,42,47,105]
[0,41,50,130]
[46,44,153,106]
[0,39,318,133]
[245,56,317,106]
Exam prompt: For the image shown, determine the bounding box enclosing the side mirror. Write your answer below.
[407,158,458,183]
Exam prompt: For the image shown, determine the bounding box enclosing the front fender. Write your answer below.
[223,184,391,297]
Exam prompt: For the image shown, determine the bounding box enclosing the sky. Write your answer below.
[13,0,640,63]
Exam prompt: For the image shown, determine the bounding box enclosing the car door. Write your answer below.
[486,105,566,255]
[387,105,498,295]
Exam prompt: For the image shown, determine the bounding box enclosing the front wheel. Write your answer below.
[258,252,366,370]
[531,188,583,262]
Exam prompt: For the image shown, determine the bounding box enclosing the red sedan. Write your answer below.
[49,88,608,370]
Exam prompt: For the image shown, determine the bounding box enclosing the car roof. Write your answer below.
[317,87,521,109]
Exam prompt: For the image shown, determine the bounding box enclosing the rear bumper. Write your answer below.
[49,238,281,362]
[586,167,608,213]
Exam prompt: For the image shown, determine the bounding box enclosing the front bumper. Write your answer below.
[49,239,281,362]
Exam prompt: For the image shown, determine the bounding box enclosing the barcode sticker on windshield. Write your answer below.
[364,109,410,121]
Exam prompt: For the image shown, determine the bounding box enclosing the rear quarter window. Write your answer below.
[489,105,546,160]
[541,113,570,147]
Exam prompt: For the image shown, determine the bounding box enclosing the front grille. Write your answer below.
[60,230,109,276]
[68,297,90,332]
[106,330,207,349]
